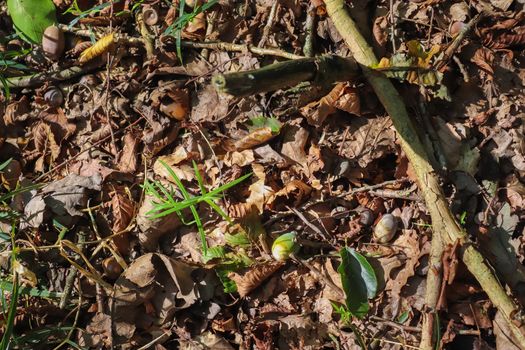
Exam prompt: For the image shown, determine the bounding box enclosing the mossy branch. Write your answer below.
[324,0,525,348]
[213,55,360,96]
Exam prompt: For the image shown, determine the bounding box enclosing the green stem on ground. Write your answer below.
[324,0,525,348]
[213,55,359,96]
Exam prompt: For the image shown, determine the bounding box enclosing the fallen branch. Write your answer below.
[4,62,101,89]
[212,55,359,96]
[324,0,525,348]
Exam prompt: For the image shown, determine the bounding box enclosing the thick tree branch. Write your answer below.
[324,0,525,348]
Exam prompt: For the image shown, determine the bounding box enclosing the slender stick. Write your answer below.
[324,0,525,348]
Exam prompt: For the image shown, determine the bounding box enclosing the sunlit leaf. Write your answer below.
[338,247,377,319]
[7,0,56,43]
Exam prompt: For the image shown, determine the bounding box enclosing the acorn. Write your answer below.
[102,257,123,280]
[373,214,398,243]
[449,21,466,37]
[42,25,65,60]
[44,87,64,107]
[271,232,299,261]
[142,6,159,26]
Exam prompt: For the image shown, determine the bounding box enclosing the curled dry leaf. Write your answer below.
[113,253,209,340]
[245,163,274,214]
[235,127,275,150]
[224,149,255,167]
[116,131,139,173]
[267,179,312,208]
[136,193,182,251]
[301,82,361,126]
[22,173,102,229]
[151,86,190,121]
[111,189,135,255]
[182,12,206,40]
[228,261,284,297]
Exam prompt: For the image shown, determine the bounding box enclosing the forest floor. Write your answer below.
[1,0,525,349]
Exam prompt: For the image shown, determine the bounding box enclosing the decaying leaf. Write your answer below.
[22,173,102,229]
[136,192,182,251]
[113,253,217,340]
[151,85,190,121]
[301,82,361,126]
[245,163,274,214]
[228,261,284,297]
[234,127,275,150]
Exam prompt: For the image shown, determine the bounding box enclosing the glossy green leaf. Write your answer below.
[338,247,377,319]
[7,0,56,43]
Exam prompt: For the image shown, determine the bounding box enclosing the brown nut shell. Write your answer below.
[142,7,159,26]
[42,26,65,60]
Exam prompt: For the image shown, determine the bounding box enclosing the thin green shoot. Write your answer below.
[163,0,218,63]
[0,228,19,350]
[143,160,251,256]
[65,0,118,28]
[331,302,367,349]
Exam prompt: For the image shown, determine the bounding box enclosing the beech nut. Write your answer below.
[44,87,64,107]
[373,214,398,243]
[42,26,65,60]
[142,7,159,26]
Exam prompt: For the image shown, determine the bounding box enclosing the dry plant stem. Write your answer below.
[201,10,217,59]
[324,0,525,347]
[57,24,303,60]
[303,4,316,57]
[180,41,304,60]
[436,13,482,70]
[420,228,444,350]
[137,12,154,58]
[258,0,279,48]
[5,62,101,88]
[59,231,87,309]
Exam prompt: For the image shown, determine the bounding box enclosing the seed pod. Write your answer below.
[44,87,64,107]
[79,33,115,64]
[102,257,123,279]
[42,26,65,60]
[373,214,398,243]
[142,6,159,26]
[271,232,299,261]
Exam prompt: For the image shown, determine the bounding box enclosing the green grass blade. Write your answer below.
[0,280,62,299]
[204,198,231,223]
[0,158,12,172]
[0,273,19,349]
[193,161,207,195]
[207,173,252,197]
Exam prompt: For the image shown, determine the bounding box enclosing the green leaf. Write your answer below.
[249,116,281,133]
[225,232,251,248]
[7,0,56,43]
[338,247,377,319]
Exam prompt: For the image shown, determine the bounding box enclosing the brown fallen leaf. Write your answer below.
[111,188,135,255]
[117,131,139,173]
[228,261,284,297]
[234,127,276,151]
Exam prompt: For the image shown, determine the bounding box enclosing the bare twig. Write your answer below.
[303,4,317,57]
[258,0,279,48]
